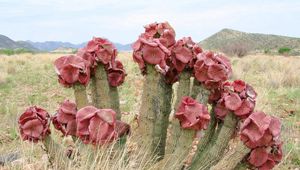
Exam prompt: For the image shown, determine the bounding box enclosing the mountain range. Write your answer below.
[1,29,300,52]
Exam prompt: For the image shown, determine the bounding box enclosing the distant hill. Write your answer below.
[27,41,132,52]
[0,34,37,50]
[200,29,300,52]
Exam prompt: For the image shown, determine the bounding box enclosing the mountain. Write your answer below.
[27,41,132,52]
[200,28,300,52]
[0,34,37,50]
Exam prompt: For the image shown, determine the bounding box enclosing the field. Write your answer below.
[0,52,299,169]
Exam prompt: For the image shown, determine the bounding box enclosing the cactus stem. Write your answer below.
[73,83,88,109]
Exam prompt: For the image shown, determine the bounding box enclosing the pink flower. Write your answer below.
[213,80,257,119]
[248,143,283,170]
[240,111,281,149]
[76,106,117,145]
[54,55,91,87]
[85,37,117,65]
[132,36,171,73]
[144,22,176,47]
[171,37,202,72]
[107,60,126,87]
[52,100,77,136]
[194,51,232,89]
[175,96,210,130]
[18,106,51,143]
[115,120,131,138]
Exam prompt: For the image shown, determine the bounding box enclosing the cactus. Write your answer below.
[16,22,283,170]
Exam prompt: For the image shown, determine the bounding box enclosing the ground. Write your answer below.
[0,52,299,169]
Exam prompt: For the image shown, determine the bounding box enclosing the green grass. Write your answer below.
[0,48,35,55]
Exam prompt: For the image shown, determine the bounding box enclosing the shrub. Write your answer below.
[221,42,249,57]
[278,47,291,55]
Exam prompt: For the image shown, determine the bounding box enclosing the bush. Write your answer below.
[278,47,291,55]
[0,48,34,55]
[221,42,249,57]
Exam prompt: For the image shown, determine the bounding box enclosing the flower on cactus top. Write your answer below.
[76,106,118,145]
[175,96,210,131]
[170,37,202,72]
[143,22,176,48]
[84,37,118,65]
[18,106,51,143]
[107,60,126,87]
[213,80,257,119]
[248,143,283,170]
[194,51,232,89]
[132,35,171,73]
[52,100,77,136]
[54,55,91,87]
[240,111,281,149]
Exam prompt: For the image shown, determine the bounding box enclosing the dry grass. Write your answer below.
[0,53,299,169]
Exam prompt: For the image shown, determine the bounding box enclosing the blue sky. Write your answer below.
[0,0,299,44]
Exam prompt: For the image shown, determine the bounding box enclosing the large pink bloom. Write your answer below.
[248,143,283,170]
[107,60,126,87]
[194,51,232,89]
[132,36,171,73]
[175,96,210,130]
[76,106,117,145]
[213,80,257,119]
[52,100,77,136]
[171,37,202,72]
[54,55,91,87]
[18,106,51,143]
[143,22,176,47]
[85,37,117,65]
[240,111,281,149]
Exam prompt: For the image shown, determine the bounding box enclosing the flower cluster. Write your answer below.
[54,55,91,87]
[18,104,130,145]
[240,111,282,169]
[18,106,51,143]
[54,37,126,87]
[194,51,232,89]
[212,80,257,120]
[175,96,210,130]
[52,100,77,136]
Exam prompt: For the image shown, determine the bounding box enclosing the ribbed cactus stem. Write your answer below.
[94,64,111,109]
[90,76,98,106]
[73,83,88,109]
[190,112,238,170]
[167,71,192,154]
[43,136,68,167]
[109,86,121,120]
[210,140,250,170]
[137,64,172,160]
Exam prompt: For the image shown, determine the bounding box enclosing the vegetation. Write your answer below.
[278,47,291,55]
[0,48,34,56]
[0,53,299,169]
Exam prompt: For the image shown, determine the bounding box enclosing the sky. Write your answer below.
[0,0,299,44]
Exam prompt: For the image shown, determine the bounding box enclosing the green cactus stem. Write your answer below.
[190,112,238,170]
[137,64,172,160]
[43,136,68,167]
[210,140,250,170]
[73,83,88,109]
[94,64,121,120]
[90,76,98,106]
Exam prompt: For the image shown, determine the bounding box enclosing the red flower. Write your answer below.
[212,80,257,119]
[248,143,283,170]
[85,37,117,65]
[240,111,281,149]
[144,22,176,47]
[107,60,126,87]
[54,55,91,87]
[52,100,77,136]
[194,51,232,89]
[132,36,170,73]
[18,106,51,143]
[171,37,202,72]
[175,96,210,130]
[76,106,117,145]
